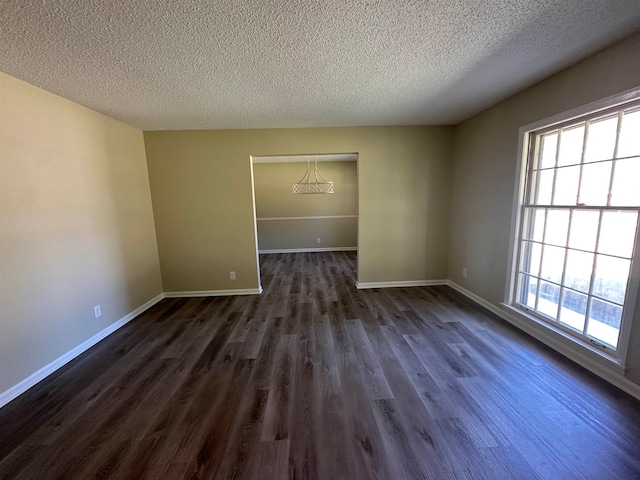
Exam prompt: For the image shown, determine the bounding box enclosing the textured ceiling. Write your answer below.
[1,1,640,130]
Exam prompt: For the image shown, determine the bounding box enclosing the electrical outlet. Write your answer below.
[93,305,102,318]
[317,237,321,243]
[230,271,236,280]
[462,268,468,278]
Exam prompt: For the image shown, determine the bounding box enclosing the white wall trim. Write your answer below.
[356,279,448,289]
[259,247,357,254]
[0,292,166,409]
[447,281,640,401]
[249,154,263,297]
[252,153,357,164]
[257,215,358,221]
[164,287,263,298]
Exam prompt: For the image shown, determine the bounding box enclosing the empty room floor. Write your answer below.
[1,251,639,479]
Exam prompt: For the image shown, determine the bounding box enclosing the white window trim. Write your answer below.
[504,86,640,370]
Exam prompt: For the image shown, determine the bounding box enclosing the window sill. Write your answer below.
[500,303,626,376]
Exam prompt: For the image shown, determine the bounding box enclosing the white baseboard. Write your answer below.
[0,292,165,409]
[356,279,448,289]
[164,287,263,298]
[259,247,357,254]
[446,280,640,401]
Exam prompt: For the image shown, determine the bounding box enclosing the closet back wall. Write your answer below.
[254,161,357,252]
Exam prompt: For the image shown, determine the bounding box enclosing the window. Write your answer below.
[510,94,640,362]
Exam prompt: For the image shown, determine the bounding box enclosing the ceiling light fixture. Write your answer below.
[292,158,334,194]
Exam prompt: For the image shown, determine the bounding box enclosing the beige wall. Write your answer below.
[254,161,357,250]
[254,161,357,217]
[449,32,640,386]
[257,218,357,251]
[144,126,454,291]
[0,72,163,395]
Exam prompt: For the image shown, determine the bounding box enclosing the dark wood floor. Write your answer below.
[1,252,639,479]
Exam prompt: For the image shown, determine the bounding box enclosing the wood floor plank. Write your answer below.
[344,319,394,400]
[285,303,319,479]
[1,251,639,479]
[335,352,393,480]
[215,387,269,480]
[369,326,458,479]
[260,334,298,442]
[251,440,289,480]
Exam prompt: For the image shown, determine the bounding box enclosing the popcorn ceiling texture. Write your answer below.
[1,0,639,130]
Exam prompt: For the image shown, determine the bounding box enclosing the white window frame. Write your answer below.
[504,87,640,369]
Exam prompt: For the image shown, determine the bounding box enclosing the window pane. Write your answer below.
[553,165,580,205]
[584,115,618,163]
[544,209,569,246]
[539,132,558,169]
[540,245,565,283]
[579,161,612,206]
[559,289,587,331]
[558,126,585,166]
[523,208,545,242]
[593,255,630,304]
[538,281,560,319]
[568,210,599,251]
[521,241,542,276]
[564,249,593,293]
[533,169,554,204]
[587,298,622,348]
[610,157,640,206]
[617,109,640,158]
[531,208,545,242]
[598,211,638,258]
[519,274,538,309]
